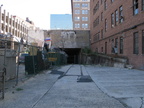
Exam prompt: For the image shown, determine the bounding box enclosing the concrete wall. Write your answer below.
[47,30,90,49]
[0,49,16,80]
[81,53,128,68]
[28,30,44,47]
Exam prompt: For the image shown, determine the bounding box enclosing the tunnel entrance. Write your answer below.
[63,48,81,64]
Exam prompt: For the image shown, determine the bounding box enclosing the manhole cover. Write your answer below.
[77,75,93,82]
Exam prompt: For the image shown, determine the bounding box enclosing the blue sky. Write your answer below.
[50,14,73,29]
[0,0,72,30]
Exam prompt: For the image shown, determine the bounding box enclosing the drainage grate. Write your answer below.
[77,75,93,82]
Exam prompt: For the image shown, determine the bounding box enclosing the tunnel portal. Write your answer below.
[63,48,81,64]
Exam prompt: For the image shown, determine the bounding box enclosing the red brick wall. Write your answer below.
[90,0,144,69]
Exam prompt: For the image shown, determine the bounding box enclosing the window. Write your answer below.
[75,23,80,28]
[133,32,139,54]
[105,42,107,54]
[115,38,118,48]
[101,47,103,53]
[101,12,103,21]
[75,17,80,21]
[82,24,84,28]
[93,16,99,27]
[94,32,100,42]
[115,10,119,25]
[104,0,107,10]
[75,10,80,14]
[113,38,118,54]
[142,30,144,54]
[82,3,88,8]
[85,24,88,28]
[120,37,123,54]
[82,10,88,14]
[82,17,88,21]
[111,0,114,2]
[133,0,139,15]
[82,0,88,1]
[74,3,80,8]
[142,0,144,10]
[111,13,115,28]
[105,19,107,32]
[93,34,97,42]
[119,6,124,23]
[82,24,88,28]
[111,39,114,53]
[97,1,99,9]
[93,1,99,14]
[101,0,103,4]
[101,29,103,39]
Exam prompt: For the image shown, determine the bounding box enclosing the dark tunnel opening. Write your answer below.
[62,48,81,64]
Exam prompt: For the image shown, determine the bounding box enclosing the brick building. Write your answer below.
[71,0,90,30]
[90,0,144,69]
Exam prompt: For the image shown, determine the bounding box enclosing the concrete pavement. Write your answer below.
[0,64,126,108]
[34,65,125,108]
[85,65,144,108]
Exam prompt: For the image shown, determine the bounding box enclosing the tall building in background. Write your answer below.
[50,14,73,30]
[71,0,90,30]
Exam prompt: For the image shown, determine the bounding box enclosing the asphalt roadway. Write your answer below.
[0,64,144,108]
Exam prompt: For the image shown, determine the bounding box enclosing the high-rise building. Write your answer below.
[71,0,90,30]
[90,0,144,69]
[50,14,73,30]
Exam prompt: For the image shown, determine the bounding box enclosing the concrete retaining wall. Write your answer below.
[80,53,128,68]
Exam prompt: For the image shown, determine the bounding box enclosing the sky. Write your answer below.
[0,0,72,30]
[50,14,72,29]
